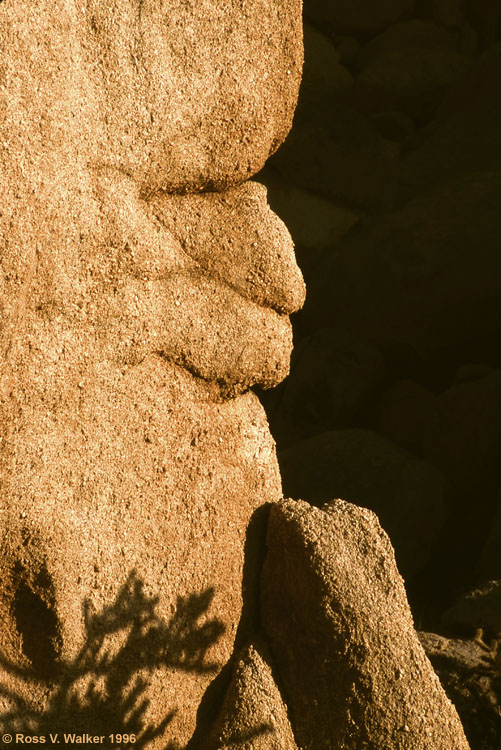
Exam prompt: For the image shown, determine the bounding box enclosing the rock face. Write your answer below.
[0,0,303,746]
[0,0,302,199]
[261,498,470,750]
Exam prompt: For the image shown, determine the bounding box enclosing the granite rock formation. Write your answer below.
[0,0,487,747]
[0,0,303,745]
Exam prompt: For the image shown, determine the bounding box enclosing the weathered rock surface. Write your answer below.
[0,0,301,198]
[203,643,298,750]
[261,498,470,750]
[0,0,304,746]
[0,359,284,744]
[278,430,447,579]
[150,181,305,319]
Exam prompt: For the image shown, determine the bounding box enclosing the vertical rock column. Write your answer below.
[0,1,303,746]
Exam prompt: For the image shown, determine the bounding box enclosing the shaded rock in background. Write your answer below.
[256,168,359,278]
[268,329,386,446]
[336,35,362,68]
[400,113,501,199]
[279,429,447,579]
[355,47,471,123]
[304,0,414,36]
[465,0,501,49]
[401,46,501,198]
[419,631,501,750]
[442,581,501,638]
[270,108,399,210]
[437,43,501,119]
[419,371,501,495]
[370,110,416,141]
[381,370,501,496]
[478,503,501,582]
[303,172,501,370]
[420,0,465,29]
[261,498,470,750]
[379,379,435,453]
[357,19,457,67]
[203,643,298,750]
[298,23,354,117]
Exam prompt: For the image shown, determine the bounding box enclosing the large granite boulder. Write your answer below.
[261,498,470,750]
[0,0,301,197]
[0,0,303,746]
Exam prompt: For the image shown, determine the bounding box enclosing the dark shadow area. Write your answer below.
[255,4,501,747]
[0,571,225,749]
[11,560,63,682]
[186,504,272,750]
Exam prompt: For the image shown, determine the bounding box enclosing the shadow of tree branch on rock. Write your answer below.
[0,570,225,749]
